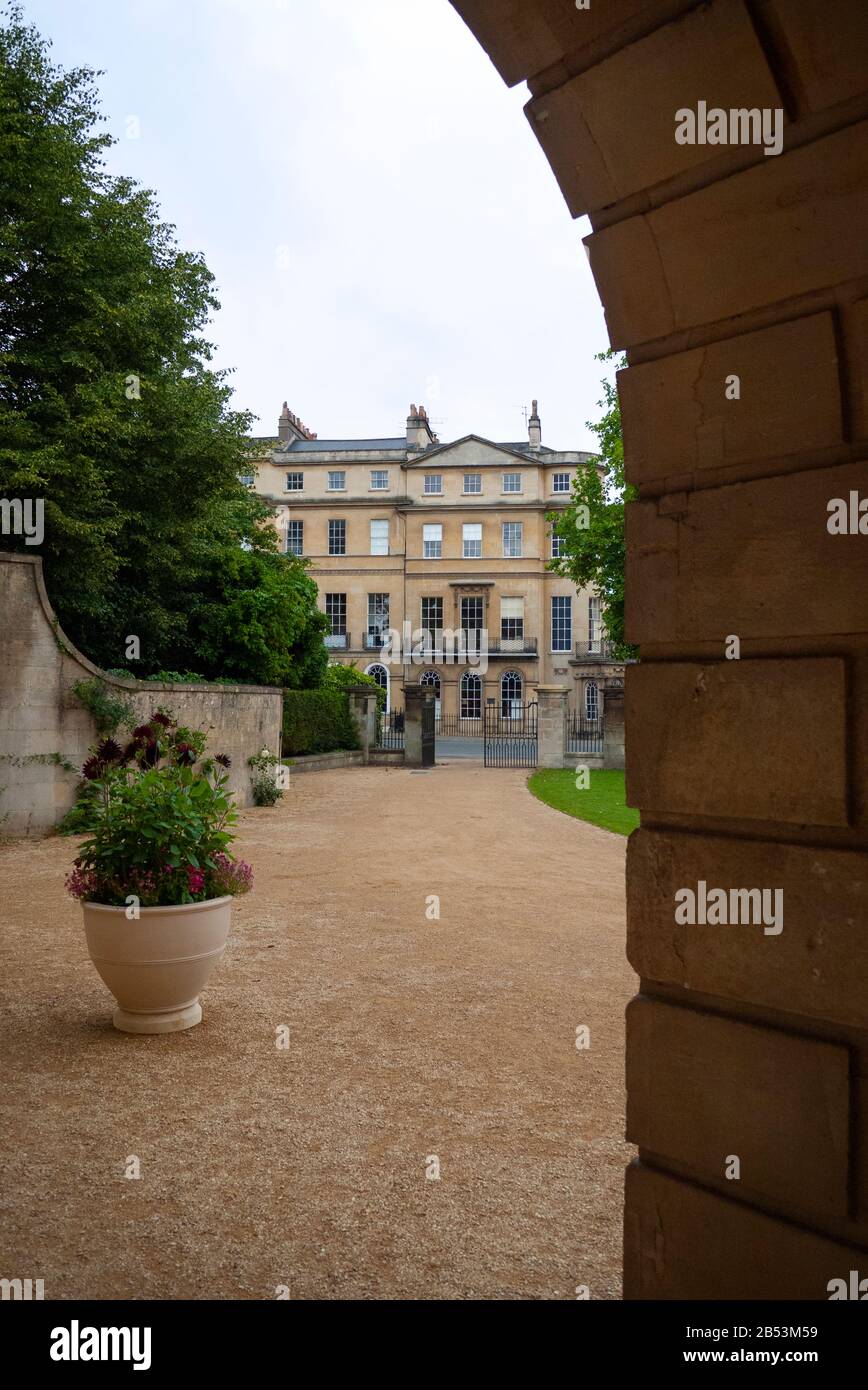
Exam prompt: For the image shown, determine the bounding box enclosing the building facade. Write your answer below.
[248,401,624,717]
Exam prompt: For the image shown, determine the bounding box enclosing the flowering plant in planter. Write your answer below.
[66,711,253,1034]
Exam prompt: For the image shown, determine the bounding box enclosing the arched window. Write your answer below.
[585,679,599,721]
[460,671,482,719]
[364,662,390,713]
[421,669,441,719]
[501,670,523,719]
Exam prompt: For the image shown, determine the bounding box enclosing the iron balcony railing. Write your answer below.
[574,639,616,660]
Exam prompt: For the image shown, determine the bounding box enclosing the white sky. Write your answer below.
[21,0,609,450]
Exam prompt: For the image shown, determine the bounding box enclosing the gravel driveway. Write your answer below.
[0,763,635,1300]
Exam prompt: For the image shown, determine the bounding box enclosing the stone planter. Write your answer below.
[82,896,232,1034]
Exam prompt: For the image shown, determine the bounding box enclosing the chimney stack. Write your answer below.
[278,401,317,444]
[528,399,541,451]
[406,402,437,450]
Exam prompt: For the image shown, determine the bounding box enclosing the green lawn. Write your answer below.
[527,768,639,837]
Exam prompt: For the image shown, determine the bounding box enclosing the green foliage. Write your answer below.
[72,678,135,735]
[527,769,639,837]
[548,350,638,658]
[281,689,360,757]
[322,662,387,711]
[0,5,326,687]
[65,711,252,906]
[248,748,284,806]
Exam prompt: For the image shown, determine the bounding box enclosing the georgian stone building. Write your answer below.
[247,400,624,717]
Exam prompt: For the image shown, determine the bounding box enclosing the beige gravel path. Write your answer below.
[0,763,635,1300]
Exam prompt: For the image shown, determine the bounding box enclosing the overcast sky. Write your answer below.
[21,0,609,451]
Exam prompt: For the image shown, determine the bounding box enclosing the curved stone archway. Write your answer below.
[452,0,868,1298]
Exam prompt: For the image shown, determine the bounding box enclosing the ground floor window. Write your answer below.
[460,671,482,718]
[585,679,599,720]
[501,670,523,718]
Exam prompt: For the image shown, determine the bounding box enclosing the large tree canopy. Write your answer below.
[548,351,637,659]
[0,3,326,683]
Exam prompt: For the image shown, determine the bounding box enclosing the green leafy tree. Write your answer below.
[548,351,637,658]
[0,4,325,684]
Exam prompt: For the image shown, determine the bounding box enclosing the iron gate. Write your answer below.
[483,700,538,768]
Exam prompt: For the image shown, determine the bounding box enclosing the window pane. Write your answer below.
[551,530,565,558]
[285,520,304,556]
[502,522,522,557]
[325,593,346,634]
[460,672,482,718]
[424,474,442,494]
[501,670,523,717]
[502,472,522,493]
[463,473,482,494]
[589,596,601,652]
[370,519,389,555]
[421,597,443,631]
[462,522,482,559]
[551,595,572,652]
[423,523,442,559]
[328,520,346,555]
[552,472,570,493]
[327,471,345,490]
[286,472,304,491]
[367,593,389,643]
[370,470,389,490]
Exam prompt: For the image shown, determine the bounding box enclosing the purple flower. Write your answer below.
[81,755,105,781]
[96,738,123,763]
[215,754,231,768]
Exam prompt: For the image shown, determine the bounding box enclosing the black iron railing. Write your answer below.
[377,709,404,750]
[565,713,604,755]
[435,715,483,737]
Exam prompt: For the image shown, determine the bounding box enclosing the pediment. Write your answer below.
[407,436,531,469]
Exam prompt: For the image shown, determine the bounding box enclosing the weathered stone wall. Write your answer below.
[453,0,868,1297]
[0,554,283,835]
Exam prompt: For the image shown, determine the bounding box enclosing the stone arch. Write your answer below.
[453,0,868,1299]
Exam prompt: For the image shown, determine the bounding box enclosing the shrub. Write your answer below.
[64,712,252,907]
[322,662,386,712]
[248,748,284,806]
[281,689,360,756]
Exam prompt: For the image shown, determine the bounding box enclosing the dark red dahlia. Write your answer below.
[215,754,231,768]
[95,738,122,763]
[132,724,155,741]
[82,755,104,781]
[140,741,159,768]
[151,712,174,728]
[174,742,197,765]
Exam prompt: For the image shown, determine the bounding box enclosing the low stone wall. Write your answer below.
[0,554,283,835]
[287,750,365,774]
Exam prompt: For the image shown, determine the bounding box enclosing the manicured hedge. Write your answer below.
[281,689,360,756]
